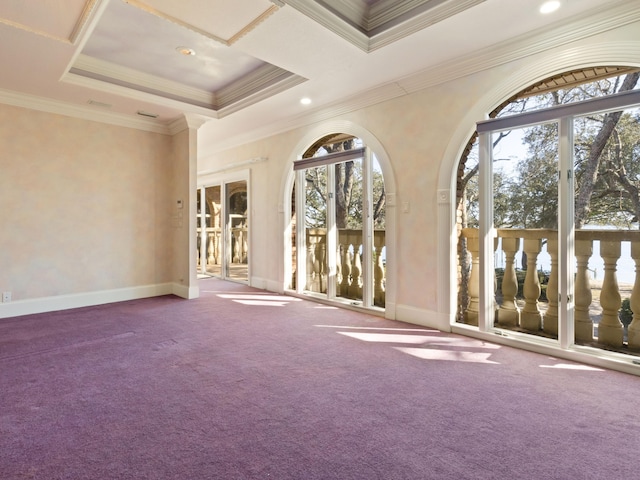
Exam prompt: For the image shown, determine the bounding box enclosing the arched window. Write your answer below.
[456,66,640,357]
[289,134,387,310]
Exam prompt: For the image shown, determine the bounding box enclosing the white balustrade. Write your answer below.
[460,228,639,352]
[306,228,386,305]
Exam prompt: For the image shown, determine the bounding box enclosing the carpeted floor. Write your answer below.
[2,277,640,479]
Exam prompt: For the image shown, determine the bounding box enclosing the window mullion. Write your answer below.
[295,170,307,294]
[327,165,337,300]
[558,116,575,349]
[478,131,495,332]
[362,148,374,307]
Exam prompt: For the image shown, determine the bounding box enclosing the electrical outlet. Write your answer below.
[2,291,11,303]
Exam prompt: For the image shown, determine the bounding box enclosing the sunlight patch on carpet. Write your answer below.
[395,347,500,364]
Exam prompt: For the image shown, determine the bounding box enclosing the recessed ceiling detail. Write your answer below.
[0,0,98,44]
[278,0,487,51]
[66,0,305,117]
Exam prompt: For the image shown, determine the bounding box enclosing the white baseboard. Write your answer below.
[172,283,199,299]
[0,283,174,319]
[265,279,284,294]
[250,276,268,290]
[395,304,452,332]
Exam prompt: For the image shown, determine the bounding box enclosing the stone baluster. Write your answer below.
[336,243,343,296]
[498,237,520,327]
[341,243,352,296]
[215,231,221,265]
[242,227,248,263]
[520,238,543,331]
[352,242,363,299]
[464,234,479,326]
[318,239,327,293]
[306,239,315,291]
[597,241,623,347]
[574,239,593,342]
[627,241,640,349]
[543,237,559,336]
[197,235,201,267]
[207,231,215,266]
[232,229,240,264]
[374,235,385,306]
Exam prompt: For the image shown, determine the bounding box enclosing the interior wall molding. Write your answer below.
[72,54,215,107]
[282,0,485,52]
[397,0,640,94]
[0,87,170,134]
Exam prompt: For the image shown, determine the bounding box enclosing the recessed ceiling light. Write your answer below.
[300,97,312,105]
[539,1,561,14]
[176,46,196,56]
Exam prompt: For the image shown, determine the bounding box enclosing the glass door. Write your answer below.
[477,88,640,356]
[197,174,249,284]
[294,141,386,309]
[490,123,559,342]
[224,180,248,282]
[197,185,221,278]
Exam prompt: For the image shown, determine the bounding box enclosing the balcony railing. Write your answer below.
[305,228,386,307]
[461,228,640,350]
[196,226,248,272]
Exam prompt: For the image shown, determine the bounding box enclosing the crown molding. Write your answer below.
[68,55,305,114]
[206,2,640,155]
[282,0,485,52]
[71,54,216,107]
[217,64,307,110]
[61,70,220,118]
[397,0,640,94]
[218,74,308,119]
[367,0,484,51]
[284,0,370,51]
[169,114,210,135]
[0,88,170,134]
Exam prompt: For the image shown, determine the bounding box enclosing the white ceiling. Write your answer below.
[0,0,637,155]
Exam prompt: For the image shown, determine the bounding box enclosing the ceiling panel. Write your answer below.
[0,0,92,42]
[133,0,275,41]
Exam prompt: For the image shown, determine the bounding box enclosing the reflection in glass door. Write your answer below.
[197,177,249,283]
[197,185,221,277]
[225,180,248,282]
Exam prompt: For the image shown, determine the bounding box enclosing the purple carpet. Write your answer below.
[1,277,639,479]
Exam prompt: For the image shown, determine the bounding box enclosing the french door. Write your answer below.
[293,146,386,308]
[197,175,249,283]
[476,89,640,351]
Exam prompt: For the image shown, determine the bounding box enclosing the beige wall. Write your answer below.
[0,104,179,303]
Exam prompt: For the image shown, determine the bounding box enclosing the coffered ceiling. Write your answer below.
[0,0,638,153]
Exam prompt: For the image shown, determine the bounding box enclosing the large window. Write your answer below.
[457,67,640,359]
[290,135,386,309]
